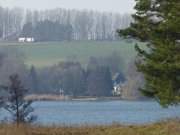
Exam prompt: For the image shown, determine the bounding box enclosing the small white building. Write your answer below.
[18,37,26,42]
[112,83,125,96]
[26,37,35,42]
[112,84,122,96]
[18,37,35,43]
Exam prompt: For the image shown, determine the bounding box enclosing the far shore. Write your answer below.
[25,94,123,101]
[24,94,149,102]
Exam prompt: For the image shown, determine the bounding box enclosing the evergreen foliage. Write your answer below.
[87,58,113,97]
[118,0,180,107]
[2,74,36,125]
[29,66,39,93]
[21,20,73,41]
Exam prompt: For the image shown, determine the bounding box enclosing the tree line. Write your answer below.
[21,21,73,41]
[0,49,125,97]
[0,6,132,41]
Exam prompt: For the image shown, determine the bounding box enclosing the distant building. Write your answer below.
[59,89,64,96]
[112,73,126,96]
[18,37,26,42]
[112,84,124,96]
[26,37,35,42]
[18,37,35,43]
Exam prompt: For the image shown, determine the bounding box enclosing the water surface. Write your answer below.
[1,100,180,125]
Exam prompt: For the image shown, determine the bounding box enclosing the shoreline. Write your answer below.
[25,94,149,102]
[25,94,123,101]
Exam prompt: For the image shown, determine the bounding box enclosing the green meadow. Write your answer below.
[0,40,142,71]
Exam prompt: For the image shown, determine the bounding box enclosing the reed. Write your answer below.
[0,120,179,135]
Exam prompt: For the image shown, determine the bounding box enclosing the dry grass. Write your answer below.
[0,120,180,135]
[25,94,69,101]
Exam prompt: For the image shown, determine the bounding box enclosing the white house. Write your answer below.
[18,37,35,43]
[112,84,122,96]
[26,37,35,42]
[18,37,26,42]
[112,83,126,96]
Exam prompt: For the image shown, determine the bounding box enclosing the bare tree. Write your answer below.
[121,60,145,100]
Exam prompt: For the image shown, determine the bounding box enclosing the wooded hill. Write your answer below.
[0,6,132,41]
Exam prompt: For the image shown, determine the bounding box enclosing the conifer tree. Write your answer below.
[3,74,36,125]
[118,0,180,107]
[29,66,39,93]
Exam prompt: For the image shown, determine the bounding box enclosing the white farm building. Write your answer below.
[18,37,35,43]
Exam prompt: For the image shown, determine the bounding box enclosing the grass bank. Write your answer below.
[0,120,180,135]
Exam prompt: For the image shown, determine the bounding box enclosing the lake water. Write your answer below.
[1,100,180,125]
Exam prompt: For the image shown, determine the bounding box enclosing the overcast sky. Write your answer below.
[0,0,135,13]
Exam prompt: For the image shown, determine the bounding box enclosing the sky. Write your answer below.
[0,0,135,13]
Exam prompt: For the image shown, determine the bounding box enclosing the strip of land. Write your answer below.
[25,94,122,101]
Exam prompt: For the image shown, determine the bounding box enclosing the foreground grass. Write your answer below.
[0,120,180,135]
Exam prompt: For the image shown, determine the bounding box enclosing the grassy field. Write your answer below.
[0,120,179,135]
[0,40,143,71]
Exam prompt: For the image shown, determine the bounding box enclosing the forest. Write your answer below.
[0,6,132,41]
[0,48,128,97]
